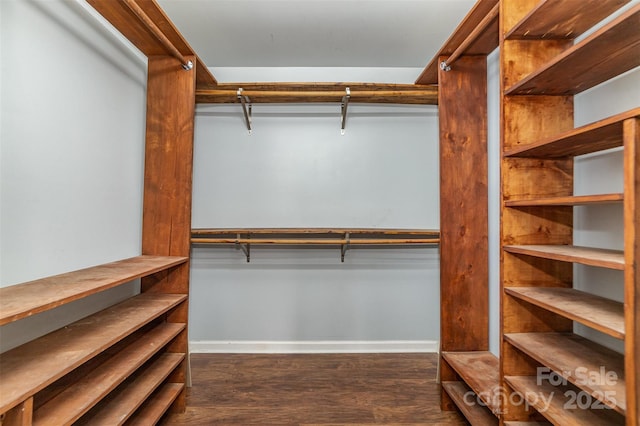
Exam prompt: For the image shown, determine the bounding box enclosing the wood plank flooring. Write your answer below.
[161,353,466,425]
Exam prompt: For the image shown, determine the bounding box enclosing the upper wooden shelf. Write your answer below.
[197,83,438,105]
[86,0,217,90]
[505,4,640,96]
[503,245,624,270]
[505,332,626,413]
[504,107,640,158]
[505,0,631,40]
[505,287,624,339]
[0,255,188,326]
[505,193,623,207]
[415,0,499,85]
[0,292,186,415]
[505,375,625,425]
[442,351,500,416]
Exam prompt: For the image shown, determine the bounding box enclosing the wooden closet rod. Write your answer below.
[121,0,193,70]
[440,3,499,71]
[191,238,440,245]
[196,89,438,104]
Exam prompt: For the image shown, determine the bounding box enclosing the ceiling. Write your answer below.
[156,0,476,69]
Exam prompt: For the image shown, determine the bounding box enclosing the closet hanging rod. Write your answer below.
[440,2,499,72]
[196,89,438,104]
[121,0,193,70]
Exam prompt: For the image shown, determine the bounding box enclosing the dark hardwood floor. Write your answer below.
[162,353,467,425]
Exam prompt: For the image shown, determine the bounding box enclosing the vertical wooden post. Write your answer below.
[140,55,196,413]
[438,55,489,409]
[2,398,33,426]
[624,117,639,426]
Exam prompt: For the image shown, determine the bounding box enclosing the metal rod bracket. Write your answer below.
[440,61,451,72]
[341,87,351,135]
[341,232,350,262]
[237,88,253,135]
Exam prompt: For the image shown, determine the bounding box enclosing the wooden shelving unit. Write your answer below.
[441,381,498,426]
[500,1,639,424]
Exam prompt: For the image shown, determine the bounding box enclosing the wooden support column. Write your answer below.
[438,55,489,409]
[624,117,640,426]
[140,55,196,413]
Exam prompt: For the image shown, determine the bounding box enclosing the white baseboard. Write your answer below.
[189,340,439,354]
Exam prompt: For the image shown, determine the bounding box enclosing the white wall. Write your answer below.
[0,0,147,352]
[190,68,440,351]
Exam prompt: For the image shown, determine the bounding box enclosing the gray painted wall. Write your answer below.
[0,0,146,352]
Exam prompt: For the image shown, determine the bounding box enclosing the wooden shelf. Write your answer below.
[0,293,186,414]
[0,255,188,326]
[503,423,551,426]
[505,375,625,425]
[126,383,184,425]
[415,0,499,85]
[505,5,640,95]
[505,0,631,40]
[503,245,624,270]
[442,352,500,415]
[442,381,498,426]
[504,287,624,339]
[505,332,626,413]
[505,193,623,207]
[77,353,184,425]
[32,322,184,425]
[504,107,640,158]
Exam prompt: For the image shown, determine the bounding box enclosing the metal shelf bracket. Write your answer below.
[235,233,251,262]
[341,232,350,262]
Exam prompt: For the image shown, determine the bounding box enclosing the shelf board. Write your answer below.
[0,255,188,326]
[503,423,551,426]
[415,0,500,85]
[505,193,623,207]
[505,0,631,40]
[192,228,440,236]
[505,4,640,95]
[442,351,500,415]
[503,245,624,270]
[32,323,184,425]
[505,333,626,413]
[126,383,184,425]
[77,353,184,425]
[505,375,625,425]
[442,381,498,426]
[505,287,624,339]
[504,107,640,158]
[0,293,186,415]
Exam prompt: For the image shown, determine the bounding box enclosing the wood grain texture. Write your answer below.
[161,353,466,425]
[0,256,187,326]
[503,245,624,270]
[33,323,184,425]
[0,293,186,414]
[505,333,626,413]
[129,383,184,425]
[505,194,624,207]
[1,398,33,426]
[506,5,640,95]
[85,0,216,88]
[623,117,639,426]
[442,381,498,425]
[439,55,489,353]
[442,352,500,415]
[416,0,499,84]
[78,354,185,425]
[505,376,625,425]
[505,287,624,339]
[192,228,440,236]
[506,0,630,39]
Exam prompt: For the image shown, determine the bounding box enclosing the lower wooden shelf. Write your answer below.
[503,245,624,270]
[127,383,184,425]
[503,422,551,426]
[33,323,185,426]
[442,351,501,415]
[0,292,186,416]
[504,332,626,414]
[442,381,498,426]
[505,376,625,425]
[77,352,185,425]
